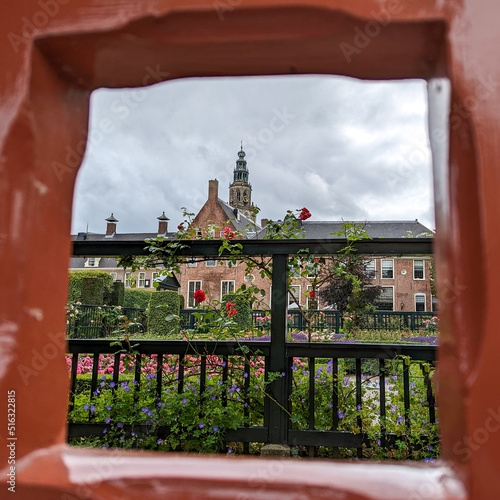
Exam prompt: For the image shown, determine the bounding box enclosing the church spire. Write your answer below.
[229,144,253,219]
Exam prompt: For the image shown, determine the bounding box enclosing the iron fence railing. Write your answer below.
[67,339,437,456]
[67,306,437,338]
[66,305,146,339]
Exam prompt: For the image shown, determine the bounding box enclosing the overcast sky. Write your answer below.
[71,75,435,235]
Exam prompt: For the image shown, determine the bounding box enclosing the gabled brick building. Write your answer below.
[70,147,435,312]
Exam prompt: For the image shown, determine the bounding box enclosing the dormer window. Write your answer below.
[84,257,100,268]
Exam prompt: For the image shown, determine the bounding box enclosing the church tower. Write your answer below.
[229,143,254,220]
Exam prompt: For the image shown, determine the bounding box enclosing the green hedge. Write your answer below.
[68,271,114,305]
[104,281,125,307]
[222,293,252,329]
[124,289,154,309]
[147,291,180,336]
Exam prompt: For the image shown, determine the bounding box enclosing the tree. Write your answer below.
[319,257,382,314]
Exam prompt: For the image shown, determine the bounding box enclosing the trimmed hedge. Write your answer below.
[147,291,180,336]
[68,271,114,305]
[104,281,124,307]
[124,289,154,309]
[222,293,252,329]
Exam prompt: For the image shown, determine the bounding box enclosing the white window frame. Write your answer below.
[110,272,117,281]
[187,258,197,267]
[364,259,376,279]
[381,259,394,279]
[376,286,394,311]
[415,293,426,312]
[221,280,235,300]
[84,257,101,268]
[125,272,132,288]
[138,272,146,288]
[413,259,425,280]
[206,259,217,267]
[226,259,237,267]
[431,295,438,312]
[188,280,202,308]
[289,285,301,307]
[306,285,318,310]
[152,272,159,283]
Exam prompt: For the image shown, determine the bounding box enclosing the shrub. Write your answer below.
[68,271,114,305]
[104,281,125,306]
[124,289,154,309]
[222,293,252,329]
[147,291,181,336]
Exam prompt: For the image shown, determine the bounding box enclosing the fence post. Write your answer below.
[268,254,289,445]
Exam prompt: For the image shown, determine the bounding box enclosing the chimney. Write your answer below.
[157,211,169,236]
[105,213,118,237]
[208,179,219,201]
[261,218,268,227]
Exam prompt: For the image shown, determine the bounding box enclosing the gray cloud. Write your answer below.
[72,75,435,234]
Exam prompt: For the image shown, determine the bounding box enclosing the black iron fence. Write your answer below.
[66,305,146,339]
[67,306,436,338]
[67,338,437,456]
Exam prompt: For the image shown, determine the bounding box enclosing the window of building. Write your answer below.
[226,259,237,267]
[110,272,117,281]
[221,280,235,299]
[125,272,132,288]
[415,293,426,311]
[152,272,159,283]
[375,286,394,311]
[206,259,216,267]
[413,259,425,279]
[413,260,425,280]
[306,285,318,309]
[381,259,394,279]
[188,280,202,308]
[364,259,376,279]
[187,258,197,267]
[432,295,438,312]
[84,257,101,267]
[138,272,146,288]
[289,285,301,307]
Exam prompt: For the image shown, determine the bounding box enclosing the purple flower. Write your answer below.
[243,373,248,378]
[327,403,333,409]
[141,407,148,412]
[83,404,89,410]
[110,382,115,388]
[131,432,135,437]
[213,426,219,432]
[117,422,123,428]
[147,411,153,417]
[211,396,216,401]
[106,405,112,411]
[397,416,404,423]
[90,405,95,413]
[281,372,285,377]
[105,417,111,424]
[182,398,188,404]
[100,381,105,387]
[157,439,162,445]
[377,439,381,446]
[124,386,130,392]
[199,422,205,429]
[103,428,107,434]
[221,361,226,367]
[356,404,361,410]
[428,445,434,451]
[228,448,233,453]
[337,411,344,419]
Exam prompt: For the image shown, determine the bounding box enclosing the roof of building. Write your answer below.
[218,198,260,234]
[69,257,119,268]
[254,220,434,239]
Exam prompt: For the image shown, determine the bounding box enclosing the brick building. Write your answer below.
[70,147,435,312]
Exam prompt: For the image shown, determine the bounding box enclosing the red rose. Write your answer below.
[299,208,311,220]
[177,224,184,231]
[223,227,235,240]
[194,290,206,303]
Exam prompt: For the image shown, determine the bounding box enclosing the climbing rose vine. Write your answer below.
[299,207,311,220]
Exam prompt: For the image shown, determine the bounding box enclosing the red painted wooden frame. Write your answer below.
[0,1,497,498]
